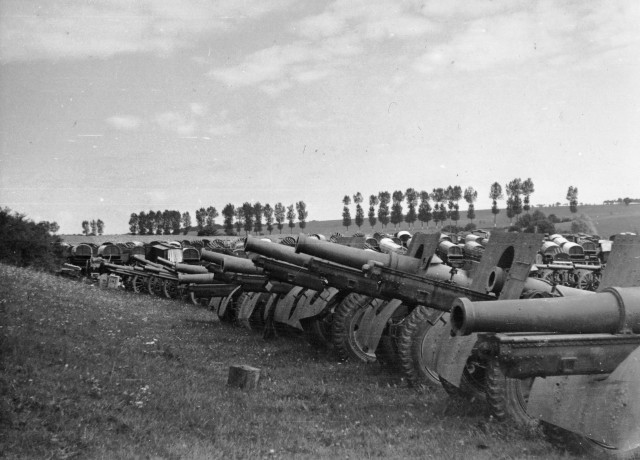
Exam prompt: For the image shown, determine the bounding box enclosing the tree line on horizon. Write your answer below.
[126,201,309,236]
[340,179,589,232]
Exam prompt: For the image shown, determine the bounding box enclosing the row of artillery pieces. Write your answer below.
[65,231,639,458]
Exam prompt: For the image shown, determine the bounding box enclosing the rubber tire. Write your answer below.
[396,305,442,388]
[542,422,640,460]
[485,359,536,426]
[331,293,376,362]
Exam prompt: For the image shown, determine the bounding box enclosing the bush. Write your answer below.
[512,210,556,234]
[463,222,477,231]
[0,207,63,270]
[547,214,561,224]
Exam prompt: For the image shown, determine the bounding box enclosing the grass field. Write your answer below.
[60,203,640,246]
[0,264,579,459]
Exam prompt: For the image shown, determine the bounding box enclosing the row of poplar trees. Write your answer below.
[81,219,104,236]
[343,178,539,231]
[128,202,309,236]
[218,201,308,236]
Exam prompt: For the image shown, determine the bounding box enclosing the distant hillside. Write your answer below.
[61,204,640,244]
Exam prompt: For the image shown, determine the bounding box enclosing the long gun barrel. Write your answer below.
[245,235,312,267]
[451,286,640,336]
[254,257,325,292]
[201,248,263,275]
[295,234,420,273]
[177,273,216,284]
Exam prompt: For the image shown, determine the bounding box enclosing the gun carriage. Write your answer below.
[445,234,640,458]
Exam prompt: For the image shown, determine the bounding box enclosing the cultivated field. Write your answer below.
[0,264,580,459]
[60,204,640,245]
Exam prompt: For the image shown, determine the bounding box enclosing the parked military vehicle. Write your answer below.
[447,233,640,458]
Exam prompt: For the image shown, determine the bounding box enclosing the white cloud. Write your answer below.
[190,103,208,117]
[0,0,295,62]
[208,122,243,137]
[274,108,322,129]
[154,111,196,136]
[413,1,640,75]
[106,115,141,130]
[210,43,311,87]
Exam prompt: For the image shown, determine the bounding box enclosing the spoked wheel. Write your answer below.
[132,275,148,294]
[331,293,378,362]
[485,359,536,426]
[542,422,640,460]
[162,279,180,299]
[147,276,164,296]
[396,305,443,388]
[577,271,601,291]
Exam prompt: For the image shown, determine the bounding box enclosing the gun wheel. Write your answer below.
[396,305,442,388]
[331,293,377,362]
[542,422,640,460]
[132,275,147,294]
[162,279,180,299]
[147,275,163,296]
[577,271,600,291]
[485,359,536,427]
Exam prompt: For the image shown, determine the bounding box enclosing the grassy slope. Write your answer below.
[0,264,575,459]
[61,204,640,245]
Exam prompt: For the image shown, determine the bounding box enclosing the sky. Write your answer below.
[1,0,639,234]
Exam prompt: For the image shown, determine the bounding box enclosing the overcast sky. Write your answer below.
[1,0,639,234]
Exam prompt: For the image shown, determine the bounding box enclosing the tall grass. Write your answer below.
[0,264,575,459]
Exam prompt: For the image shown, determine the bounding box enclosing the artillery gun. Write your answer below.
[447,234,640,458]
[294,231,591,393]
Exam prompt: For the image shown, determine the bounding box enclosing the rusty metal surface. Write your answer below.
[527,345,640,451]
[598,234,640,290]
